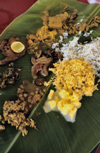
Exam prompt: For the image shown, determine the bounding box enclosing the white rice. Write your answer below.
[62,31,68,39]
[59,36,63,43]
[83,30,93,37]
[52,42,59,49]
[78,31,82,35]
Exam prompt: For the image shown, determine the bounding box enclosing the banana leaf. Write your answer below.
[0,0,100,153]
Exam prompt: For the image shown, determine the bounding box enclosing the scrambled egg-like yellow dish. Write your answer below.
[50,59,97,97]
[43,59,97,122]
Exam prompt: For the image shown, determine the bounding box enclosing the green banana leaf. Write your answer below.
[0,0,100,153]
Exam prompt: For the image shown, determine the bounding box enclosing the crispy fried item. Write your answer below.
[48,12,68,29]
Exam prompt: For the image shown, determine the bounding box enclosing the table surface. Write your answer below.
[0,0,100,153]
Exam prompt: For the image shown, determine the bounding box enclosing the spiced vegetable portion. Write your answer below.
[1,79,46,136]
[0,36,26,65]
[3,100,37,136]
[0,62,19,88]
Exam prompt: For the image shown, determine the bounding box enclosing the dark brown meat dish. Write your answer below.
[0,36,26,65]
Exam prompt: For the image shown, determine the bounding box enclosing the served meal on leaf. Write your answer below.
[43,59,97,122]
[0,4,100,138]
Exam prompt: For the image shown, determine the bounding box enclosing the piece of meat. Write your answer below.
[0,36,26,65]
[35,63,43,73]
[31,56,53,79]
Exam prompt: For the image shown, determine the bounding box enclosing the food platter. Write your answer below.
[0,0,100,153]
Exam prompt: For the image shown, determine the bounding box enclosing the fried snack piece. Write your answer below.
[48,12,68,29]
